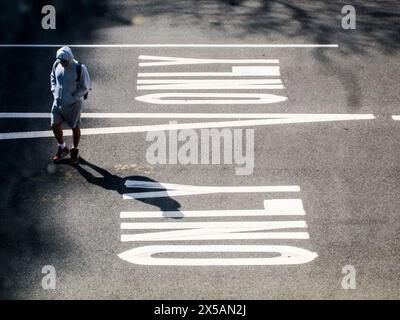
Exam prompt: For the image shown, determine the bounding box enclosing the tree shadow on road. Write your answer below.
[69,158,183,218]
[0,0,132,299]
[102,0,399,55]
[97,0,399,111]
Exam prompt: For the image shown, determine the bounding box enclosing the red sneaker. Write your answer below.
[52,146,70,162]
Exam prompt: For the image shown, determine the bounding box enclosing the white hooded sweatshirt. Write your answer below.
[50,46,90,106]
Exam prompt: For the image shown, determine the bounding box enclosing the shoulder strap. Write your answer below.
[53,60,60,75]
[76,61,82,82]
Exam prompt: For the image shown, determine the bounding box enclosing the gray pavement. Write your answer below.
[0,0,399,299]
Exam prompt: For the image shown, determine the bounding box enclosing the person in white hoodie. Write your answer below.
[50,46,90,164]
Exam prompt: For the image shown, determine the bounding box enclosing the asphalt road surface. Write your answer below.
[0,0,399,299]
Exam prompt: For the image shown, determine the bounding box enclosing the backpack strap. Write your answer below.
[75,61,89,100]
[52,60,60,77]
[76,61,82,82]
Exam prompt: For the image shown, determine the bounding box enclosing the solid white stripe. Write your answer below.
[120,208,305,218]
[0,44,339,48]
[120,232,310,241]
[0,116,376,140]
[122,189,299,199]
[138,72,280,77]
[392,115,400,120]
[264,199,304,214]
[124,180,300,192]
[125,180,300,192]
[0,112,376,119]
[137,84,284,90]
[138,56,279,66]
[123,190,211,199]
[0,113,51,118]
[137,79,283,84]
[137,79,283,90]
[138,66,281,77]
[120,220,307,230]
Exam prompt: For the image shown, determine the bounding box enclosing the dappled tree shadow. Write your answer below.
[96,0,399,54]
[0,0,128,299]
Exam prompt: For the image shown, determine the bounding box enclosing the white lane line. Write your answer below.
[0,115,376,141]
[121,231,310,241]
[138,55,279,67]
[134,93,287,104]
[0,113,52,118]
[0,112,376,119]
[117,245,319,266]
[0,44,339,48]
[392,115,400,120]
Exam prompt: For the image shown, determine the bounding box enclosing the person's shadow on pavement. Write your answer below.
[64,158,183,218]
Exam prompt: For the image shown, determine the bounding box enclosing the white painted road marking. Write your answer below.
[121,232,309,241]
[121,220,307,230]
[120,200,309,241]
[118,245,318,266]
[392,116,400,120]
[120,220,308,241]
[0,114,376,141]
[264,198,305,214]
[124,180,300,191]
[120,199,305,218]
[119,195,317,265]
[123,181,300,199]
[135,93,287,104]
[138,55,279,67]
[0,44,339,48]
[136,56,285,104]
[137,79,284,90]
[138,69,281,77]
[0,112,374,119]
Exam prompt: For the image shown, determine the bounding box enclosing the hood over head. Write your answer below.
[56,46,74,63]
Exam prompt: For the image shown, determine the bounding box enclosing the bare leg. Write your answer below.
[72,127,81,148]
[51,123,64,144]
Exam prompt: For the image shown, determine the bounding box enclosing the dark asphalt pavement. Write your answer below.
[0,0,399,299]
